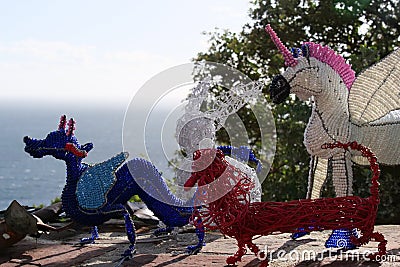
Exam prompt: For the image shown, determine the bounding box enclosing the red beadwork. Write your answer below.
[64,143,87,158]
[66,118,75,136]
[187,142,386,266]
[58,115,67,130]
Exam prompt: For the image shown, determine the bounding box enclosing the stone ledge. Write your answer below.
[0,225,399,266]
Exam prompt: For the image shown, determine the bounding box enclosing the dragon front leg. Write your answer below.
[80,226,99,245]
[186,217,205,255]
[96,204,137,258]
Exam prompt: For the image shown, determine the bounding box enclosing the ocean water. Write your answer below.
[0,101,176,210]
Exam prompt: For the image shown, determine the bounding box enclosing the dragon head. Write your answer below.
[23,115,93,161]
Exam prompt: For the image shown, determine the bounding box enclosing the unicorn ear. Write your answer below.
[291,47,300,58]
[301,44,310,59]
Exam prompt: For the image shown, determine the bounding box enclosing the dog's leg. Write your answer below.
[246,239,269,266]
[368,232,387,260]
[351,229,387,260]
[226,239,247,265]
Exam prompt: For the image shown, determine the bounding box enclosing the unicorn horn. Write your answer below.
[265,24,297,67]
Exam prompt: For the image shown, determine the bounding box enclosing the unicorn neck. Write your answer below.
[313,82,351,141]
[314,63,350,116]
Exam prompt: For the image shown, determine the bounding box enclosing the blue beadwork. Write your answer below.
[23,116,206,257]
[154,226,174,236]
[325,229,358,249]
[186,216,205,254]
[290,228,310,240]
[77,153,128,209]
[217,145,262,173]
[122,212,136,257]
[80,226,99,244]
[301,44,310,58]
[291,47,300,58]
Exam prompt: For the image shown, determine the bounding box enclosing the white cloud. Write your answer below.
[104,50,173,64]
[0,40,95,64]
[210,5,248,20]
[0,40,181,105]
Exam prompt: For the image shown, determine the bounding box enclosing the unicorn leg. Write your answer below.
[186,217,205,254]
[291,157,329,240]
[326,152,356,248]
[80,226,99,244]
[331,151,353,197]
[290,227,310,239]
[307,156,329,199]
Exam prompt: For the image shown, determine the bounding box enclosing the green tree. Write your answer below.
[196,0,400,224]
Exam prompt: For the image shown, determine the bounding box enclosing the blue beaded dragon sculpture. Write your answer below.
[23,115,262,262]
[23,115,205,259]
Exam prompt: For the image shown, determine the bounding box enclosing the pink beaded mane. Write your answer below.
[265,24,355,90]
[303,42,355,90]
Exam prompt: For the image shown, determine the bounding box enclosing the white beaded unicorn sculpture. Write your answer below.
[265,24,400,247]
[175,78,263,203]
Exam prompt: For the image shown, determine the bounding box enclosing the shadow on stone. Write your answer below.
[151,254,190,267]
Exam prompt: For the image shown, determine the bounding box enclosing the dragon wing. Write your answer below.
[76,152,129,210]
[349,48,400,125]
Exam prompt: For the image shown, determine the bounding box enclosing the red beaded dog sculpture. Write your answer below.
[184,141,386,266]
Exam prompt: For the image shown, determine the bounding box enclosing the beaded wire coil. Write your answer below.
[185,141,386,266]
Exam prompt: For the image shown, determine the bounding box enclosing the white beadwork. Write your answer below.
[175,79,263,155]
[281,48,400,198]
[225,156,262,202]
[175,79,263,202]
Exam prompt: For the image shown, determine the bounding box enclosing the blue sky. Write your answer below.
[0,1,251,106]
